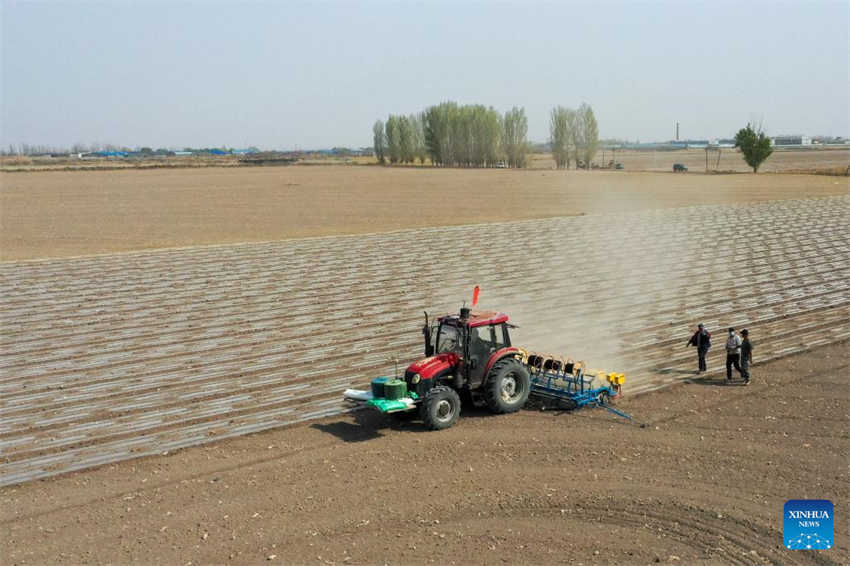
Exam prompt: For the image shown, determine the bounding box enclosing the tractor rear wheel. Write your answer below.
[420,386,461,430]
[484,358,531,414]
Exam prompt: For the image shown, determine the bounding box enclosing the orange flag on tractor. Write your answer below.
[472,285,480,307]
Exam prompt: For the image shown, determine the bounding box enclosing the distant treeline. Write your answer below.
[372,102,529,168]
[2,143,171,156]
[373,101,599,169]
[2,143,262,157]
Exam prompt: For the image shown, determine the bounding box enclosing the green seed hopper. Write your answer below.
[344,376,420,413]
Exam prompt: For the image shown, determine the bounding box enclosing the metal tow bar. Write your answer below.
[595,401,648,428]
[596,401,634,421]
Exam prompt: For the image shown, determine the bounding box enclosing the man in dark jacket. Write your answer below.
[740,329,753,385]
[686,323,711,373]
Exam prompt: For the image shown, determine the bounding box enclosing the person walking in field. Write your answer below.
[740,329,753,385]
[725,327,743,382]
[686,323,712,373]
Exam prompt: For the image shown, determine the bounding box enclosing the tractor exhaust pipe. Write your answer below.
[423,311,434,357]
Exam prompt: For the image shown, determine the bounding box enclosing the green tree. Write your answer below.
[575,103,599,169]
[373,119,386,164]
[502,106,529,168]
[398,115,414,163]
[412,113,427,164]
[549,106,571,168]
[423,106,441,165]
[385,115,401,164]
[734,123,773,173]
[424,102,458,166]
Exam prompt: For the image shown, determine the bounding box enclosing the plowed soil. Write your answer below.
[2,341,847,565]
[2,166,848,565]
[2,166,847,260]
[3,196,848,488]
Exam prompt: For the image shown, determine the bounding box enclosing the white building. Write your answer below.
[772,135,812,146]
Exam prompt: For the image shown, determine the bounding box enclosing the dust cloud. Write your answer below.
[450,204,706,379]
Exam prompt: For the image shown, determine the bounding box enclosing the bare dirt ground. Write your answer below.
[1,165,847,260]
[1,164,847,565]
[2,196,847,487]
[2,341,847,565]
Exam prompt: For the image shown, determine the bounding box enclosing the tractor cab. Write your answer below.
[423,307,515,389]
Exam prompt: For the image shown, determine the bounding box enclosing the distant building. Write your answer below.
[772,135,812,147]
[92,151,129,158]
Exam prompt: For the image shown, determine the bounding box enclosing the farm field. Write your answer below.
[1,168,848,565]
[1,164,847,261]
[1,194,848,489]
[2,338,848,565]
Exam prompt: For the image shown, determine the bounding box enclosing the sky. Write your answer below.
[1,0,848,150]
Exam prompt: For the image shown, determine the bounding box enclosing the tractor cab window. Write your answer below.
[468,325,499,373]
[470,325,502,354]
[493,324,508,349]
[435,324,461,354]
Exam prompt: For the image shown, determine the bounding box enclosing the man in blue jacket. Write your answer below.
[740,329,753,385]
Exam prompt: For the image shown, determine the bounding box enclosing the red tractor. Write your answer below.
[344,306,531,430]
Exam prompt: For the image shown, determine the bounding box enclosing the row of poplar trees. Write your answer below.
[549,103,599,169]
[372,102,530,168]
[373,102,599,169]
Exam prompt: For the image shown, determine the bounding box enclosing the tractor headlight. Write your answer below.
[411,373,421,384]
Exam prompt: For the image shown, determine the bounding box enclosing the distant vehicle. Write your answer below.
[615,163,624,170]
[673,163,688,172]
[495,161,507,168]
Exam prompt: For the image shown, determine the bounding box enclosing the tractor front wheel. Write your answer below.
[484,358,531,414]
[420,386,461,430]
